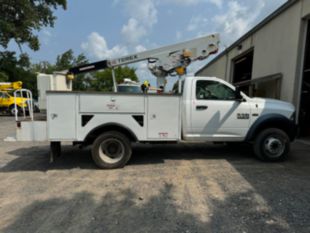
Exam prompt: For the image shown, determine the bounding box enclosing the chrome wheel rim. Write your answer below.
[98,138,124,164]
[263,137,285,158]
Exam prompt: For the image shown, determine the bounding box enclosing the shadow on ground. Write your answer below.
[2,184,296,233]
[1,143,254,172]
[2,143,310,232]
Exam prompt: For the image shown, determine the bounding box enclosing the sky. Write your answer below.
[7,0,287,89]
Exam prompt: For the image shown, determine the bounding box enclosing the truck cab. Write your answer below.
[181,77,295,143]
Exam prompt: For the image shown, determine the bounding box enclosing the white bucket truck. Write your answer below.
[10,34,297,169]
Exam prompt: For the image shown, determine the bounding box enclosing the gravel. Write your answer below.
[0,115,310,233]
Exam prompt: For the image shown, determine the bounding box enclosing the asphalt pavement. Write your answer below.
[0,115,310,233]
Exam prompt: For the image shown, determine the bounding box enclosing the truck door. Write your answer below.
[190,80,251,141]
[0,92,10,108]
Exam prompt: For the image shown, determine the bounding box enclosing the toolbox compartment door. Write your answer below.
[47,94,76,140]
[79,95,145,113]
[147,96,180,140]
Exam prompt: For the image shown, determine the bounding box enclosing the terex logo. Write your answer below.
[118,55,138,63]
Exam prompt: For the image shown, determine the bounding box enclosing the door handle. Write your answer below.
[196,105,208,110]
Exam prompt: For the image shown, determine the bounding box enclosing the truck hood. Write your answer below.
[249,97,295,118]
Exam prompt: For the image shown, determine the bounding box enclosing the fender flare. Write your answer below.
[245,113,297,142]
[84,122,138,144]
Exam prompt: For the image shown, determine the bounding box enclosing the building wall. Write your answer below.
[197,36,254,82]
[197,55,227,80]
[252,2,302,102]
[197,0,310,105]
[302,0,310,17]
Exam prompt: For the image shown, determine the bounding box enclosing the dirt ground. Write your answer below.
[0,115,310,233]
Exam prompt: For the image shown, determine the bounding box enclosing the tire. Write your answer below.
[91,131,132,169]
[254,128,290,162]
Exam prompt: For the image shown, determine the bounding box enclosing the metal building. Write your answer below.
[196,0,310,137]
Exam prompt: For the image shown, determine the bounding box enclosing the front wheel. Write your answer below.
[254,128,290,162]
[91,131,132,169]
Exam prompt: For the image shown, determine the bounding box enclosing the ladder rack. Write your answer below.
[14,89,34,121]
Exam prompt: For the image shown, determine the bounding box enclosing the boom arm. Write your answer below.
[0,81,23,91]
[67,34,220,90]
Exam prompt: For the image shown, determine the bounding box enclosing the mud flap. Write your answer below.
[50,141,61,163]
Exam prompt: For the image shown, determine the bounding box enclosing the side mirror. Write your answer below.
[235,86,244,102]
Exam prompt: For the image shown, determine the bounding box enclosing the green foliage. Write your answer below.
[0,72,8,82]
[31,61,56,74]
[54,49,89,91]
[0,51,37,97]
[92,66,139,92]
[37,50,139,92]
[0,0,67,98]
[31,49,88,74]
[0,47,139,96]
[55,49,74,70]
[0,0,67,51]
[31,49,92,91]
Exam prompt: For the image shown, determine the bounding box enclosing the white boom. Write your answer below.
[67,34,220,91]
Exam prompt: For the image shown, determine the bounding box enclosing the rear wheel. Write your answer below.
[254,128,290,162]
[91,131,132,169]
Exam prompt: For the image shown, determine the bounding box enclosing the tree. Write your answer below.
[31,49,89,91]
[55,49,74,70]
[54,50,89,90]
[0,51,37,97]
[32,49,88,73]
[0,0,67,51]
[31,61,56,74]
[36,49,139,92]
[0,72,8,82]
[91,66,139,92]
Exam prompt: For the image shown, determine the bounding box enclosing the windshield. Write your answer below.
[117,85,142,93]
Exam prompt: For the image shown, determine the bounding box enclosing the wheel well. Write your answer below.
[9,104,21,109]
[84,123,138,145]
[247,117,296,142]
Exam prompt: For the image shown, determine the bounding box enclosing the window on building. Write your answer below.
[233,50,254,84]
[196,80,236,100]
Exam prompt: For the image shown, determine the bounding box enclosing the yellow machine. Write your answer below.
[0,82,28,115]
[0,81,22,90]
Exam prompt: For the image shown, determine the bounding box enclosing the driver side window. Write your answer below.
[196,80,236,100]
